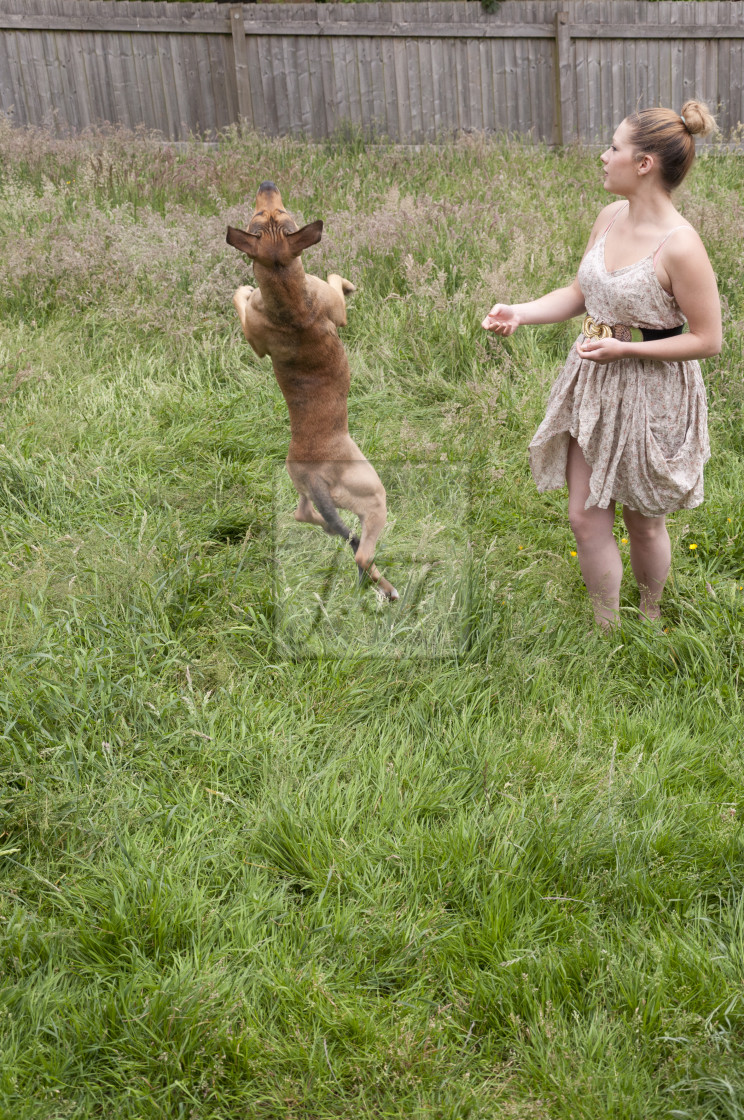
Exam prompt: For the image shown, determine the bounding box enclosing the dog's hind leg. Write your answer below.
[327,274,356,296]
[303,478,360,555]
[294,495,330,530]
[324,275,356,327]
[353,500,398,601]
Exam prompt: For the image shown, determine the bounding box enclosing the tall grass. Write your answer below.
[0,117,743,1119]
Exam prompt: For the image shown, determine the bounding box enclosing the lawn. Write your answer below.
[1,117,743,1119]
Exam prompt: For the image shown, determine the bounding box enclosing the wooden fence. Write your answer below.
[1,0,744,143]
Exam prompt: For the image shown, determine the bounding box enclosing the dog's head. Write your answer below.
[226,182,323,267]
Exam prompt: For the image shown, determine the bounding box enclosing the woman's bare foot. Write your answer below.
[639,594,662,622]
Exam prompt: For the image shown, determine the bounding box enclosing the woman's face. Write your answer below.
[600,120,640,195]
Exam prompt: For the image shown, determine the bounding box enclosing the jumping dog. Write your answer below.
[226,182,398,600]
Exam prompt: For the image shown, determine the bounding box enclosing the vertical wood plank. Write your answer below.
[597,0,611,137]
[206,22,232,131]
[257,18,279,133]
[479,31,494,134]
[18,21,47,127]
[367,3,385,139]
[242,8,267,133]
[295,33,313,136]
[526,3,541,140]
[608,0,624,125]
[0,23,21,121]
[48,0,81,132]
[716,4,731,134]
[417,13,435,141]
[129,1,155,132]
[555,9,574,144]
[271,15,291,135]
[230,4,253,128]
[392,13,412,140]
[410,19,428,141]
[304,11,327,139]
[502,24,517,136]
[535,18,555,142]
[465,3,482,134]
[493,22,508,134]
[440,1,458,135]
[648,0,662,110]
[669,2,684,114]
[427,2,444,138]
[694,0,709,107]
[681,0,696,108]
[376,3,397,140]
[336,17,357,131]
[84,2,112,126]
[654,0,672,112]
[284,8,304,134]
[734,3,744,135]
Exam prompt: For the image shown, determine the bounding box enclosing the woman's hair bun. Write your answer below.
[680,100,717,138]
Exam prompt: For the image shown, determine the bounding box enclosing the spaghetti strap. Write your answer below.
[602,201,629,236]
[653,224,693,266]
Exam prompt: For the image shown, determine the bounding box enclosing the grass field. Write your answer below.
[1,117,743,1119]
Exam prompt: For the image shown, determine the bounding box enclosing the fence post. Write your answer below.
[230,4,254,129]
[554,11,575,145]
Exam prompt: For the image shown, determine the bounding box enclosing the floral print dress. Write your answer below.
[528,205,710,518]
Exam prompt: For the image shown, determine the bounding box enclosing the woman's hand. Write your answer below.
[576,335,627,364]
[482,304,520,335]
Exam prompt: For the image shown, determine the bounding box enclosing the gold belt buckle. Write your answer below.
[582,314,613,340]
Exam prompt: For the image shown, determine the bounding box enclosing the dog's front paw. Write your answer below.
[235,284,255,300]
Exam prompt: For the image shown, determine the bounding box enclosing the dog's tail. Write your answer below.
[307,476,360,554]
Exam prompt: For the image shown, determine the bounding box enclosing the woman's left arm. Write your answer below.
[578,229,722,365]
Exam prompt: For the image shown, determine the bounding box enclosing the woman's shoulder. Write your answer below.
[657,222,706,267]
[592,200,626,232]
[583,200,626,253]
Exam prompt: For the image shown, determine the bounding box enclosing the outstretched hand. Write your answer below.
[482,304,520,336]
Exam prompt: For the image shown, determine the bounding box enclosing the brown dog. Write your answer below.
[226,182,398,600]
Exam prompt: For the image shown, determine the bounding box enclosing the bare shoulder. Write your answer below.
[663,223,707,260]
[584,200,626,251]
[592,200,625,234]
[659,225,713,284]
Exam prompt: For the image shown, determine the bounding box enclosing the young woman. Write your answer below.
[483,101,722,628]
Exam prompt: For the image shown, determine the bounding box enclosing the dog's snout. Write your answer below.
[254,180,286,216]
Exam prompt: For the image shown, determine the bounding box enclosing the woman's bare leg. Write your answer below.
[566,438,623,629]
[622,506,670,621]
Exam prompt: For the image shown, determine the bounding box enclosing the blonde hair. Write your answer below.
[626,100,717,190]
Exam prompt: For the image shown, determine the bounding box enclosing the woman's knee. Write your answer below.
[569,505,613,546]
[623,509,667,543]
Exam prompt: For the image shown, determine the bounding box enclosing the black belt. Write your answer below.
[639,325,685,342]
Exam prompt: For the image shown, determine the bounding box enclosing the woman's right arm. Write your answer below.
[482,202,623,335]
[482,281,586,335]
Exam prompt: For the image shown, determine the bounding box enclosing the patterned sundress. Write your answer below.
[528,204,710,518]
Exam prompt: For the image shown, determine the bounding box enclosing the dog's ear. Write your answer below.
[285,220,323,257]
[226,226,260,258]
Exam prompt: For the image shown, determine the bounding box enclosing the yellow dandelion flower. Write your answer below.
[621,537,628,544]
[570,550,577,557]
[518,545,524,550]
[689,543,698,550]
